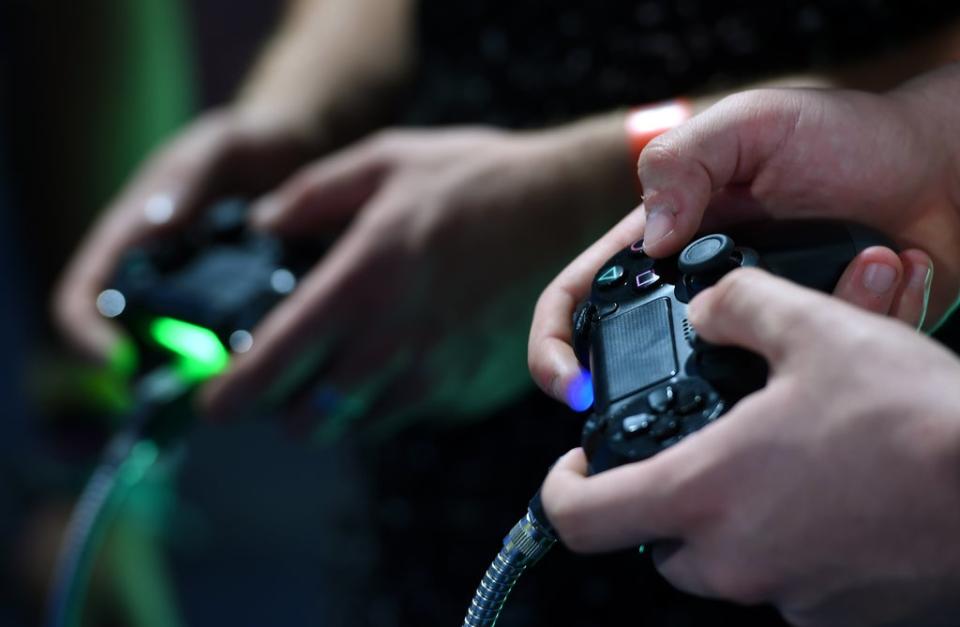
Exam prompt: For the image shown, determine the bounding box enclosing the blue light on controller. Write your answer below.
[566,369,594,412]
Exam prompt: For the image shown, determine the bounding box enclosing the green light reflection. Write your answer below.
[148,317,229,381]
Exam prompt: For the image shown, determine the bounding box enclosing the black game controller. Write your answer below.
[98,199,324,373]
[575,220,893,474]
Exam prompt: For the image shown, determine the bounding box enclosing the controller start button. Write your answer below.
[679,234,735,275]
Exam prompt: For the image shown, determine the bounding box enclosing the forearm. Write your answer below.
[237,0,416,147]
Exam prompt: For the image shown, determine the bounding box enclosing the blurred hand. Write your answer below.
[201,122,636,437]
[541,268,960,627]
[530,80,960,405]
[53,109,319,367]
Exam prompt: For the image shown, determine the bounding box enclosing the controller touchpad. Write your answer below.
[595,298,677,403]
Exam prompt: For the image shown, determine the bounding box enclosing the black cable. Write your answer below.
[45,367,191,627]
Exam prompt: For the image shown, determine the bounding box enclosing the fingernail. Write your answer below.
[862,263,897,294]
[644,201,676,248]
[144,193,177,225]
[251,195,281,226]
[908,262,932,291]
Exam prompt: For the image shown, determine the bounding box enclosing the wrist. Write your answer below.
[624,100,695,178]
[536,112,640,222]
[889,65,960,216]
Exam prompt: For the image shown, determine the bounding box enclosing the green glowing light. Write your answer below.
[148,317,229,381]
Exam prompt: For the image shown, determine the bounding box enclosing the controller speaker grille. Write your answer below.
[681,317,694,344]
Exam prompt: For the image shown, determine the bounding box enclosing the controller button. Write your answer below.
[679,234,735,275]
[597,302,619,318]
[634,270,660,292]
[650,418,681,441]
[629,239,645,254]
[675,386,705,414]
[596,264,626,289]
[647,385,676,413]
[622,413,658,437]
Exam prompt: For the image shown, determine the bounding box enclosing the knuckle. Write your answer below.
[638,136,682,172]
[707,268,756,316]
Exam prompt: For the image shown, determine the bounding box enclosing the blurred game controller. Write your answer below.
[97,199,324,376]
[574,220,893,473]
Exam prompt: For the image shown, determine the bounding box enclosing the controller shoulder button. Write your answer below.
[572,301,598,366]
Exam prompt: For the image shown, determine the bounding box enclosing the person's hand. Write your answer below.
[52,109,319,368]
[541,268,960,627]
[200,119,638,437]
[530,75,960,406]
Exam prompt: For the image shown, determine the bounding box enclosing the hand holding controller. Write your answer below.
[575,220,894,473]
[99,199,325,376]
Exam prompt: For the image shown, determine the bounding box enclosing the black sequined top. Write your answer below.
[409,0,960,126]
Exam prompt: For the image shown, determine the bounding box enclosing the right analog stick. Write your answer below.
[678,234,735,276]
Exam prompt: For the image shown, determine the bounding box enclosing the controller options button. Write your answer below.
[634,270,660,292]
[679,234,735,275]
[596,264,626,289]
[597,302,619,318]
[622,413,658,437]
[647,385,676,413]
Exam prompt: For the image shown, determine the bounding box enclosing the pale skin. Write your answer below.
[53,0,959,430]
[532,65,960,626]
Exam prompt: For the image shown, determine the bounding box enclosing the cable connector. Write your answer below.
[462,507,557,627]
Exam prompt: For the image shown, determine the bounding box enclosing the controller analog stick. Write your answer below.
[678,234,735,276]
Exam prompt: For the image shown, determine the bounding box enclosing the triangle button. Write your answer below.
[596,264,625,289]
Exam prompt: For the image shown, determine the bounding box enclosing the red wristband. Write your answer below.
[625,99,694,196]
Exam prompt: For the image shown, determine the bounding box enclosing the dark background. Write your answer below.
[2,1,960,626]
